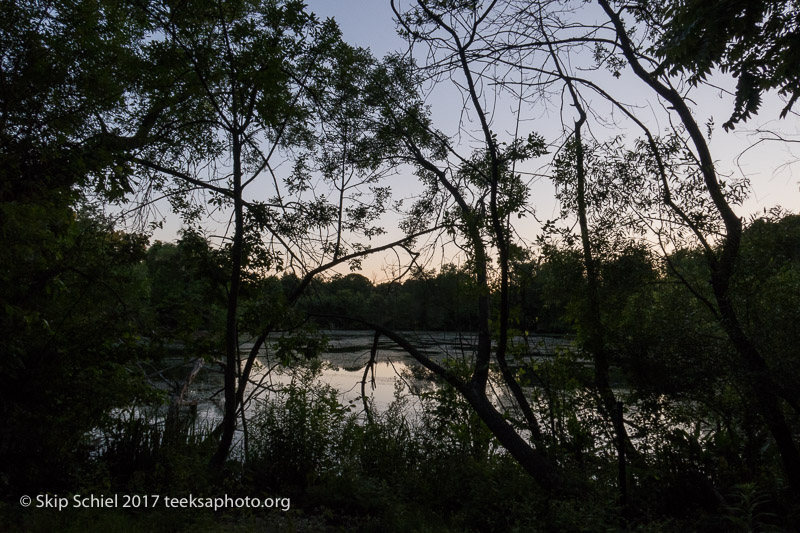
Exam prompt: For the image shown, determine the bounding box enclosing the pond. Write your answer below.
[167,330,573,427]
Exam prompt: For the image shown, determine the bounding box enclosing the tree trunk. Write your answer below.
[598,0,800,491]
[211,131,244,467]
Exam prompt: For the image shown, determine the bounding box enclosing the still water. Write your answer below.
[173,330,571,425]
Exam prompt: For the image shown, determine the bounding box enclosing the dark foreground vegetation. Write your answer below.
[4,209,800,531]
[2,0,800,531]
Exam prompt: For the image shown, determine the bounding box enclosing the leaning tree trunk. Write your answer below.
[599,0,800,491]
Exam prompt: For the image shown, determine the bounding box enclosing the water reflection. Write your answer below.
[139,330,573,430]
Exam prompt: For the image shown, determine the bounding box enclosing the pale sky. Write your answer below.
[146,1,800,281]
[307,1,800,277]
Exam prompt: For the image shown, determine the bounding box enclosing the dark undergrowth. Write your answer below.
[2,375,798,533]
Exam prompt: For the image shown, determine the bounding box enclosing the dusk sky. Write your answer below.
[146,1,800,280]
[310,1,800,277]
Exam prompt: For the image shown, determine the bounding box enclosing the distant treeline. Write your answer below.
[296,263,568,333]
[144,235,589,334]
[144,213,800,342]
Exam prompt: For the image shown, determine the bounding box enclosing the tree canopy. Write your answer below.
[653,0,800,129]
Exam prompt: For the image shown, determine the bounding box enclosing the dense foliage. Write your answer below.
[653,0,800,128]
